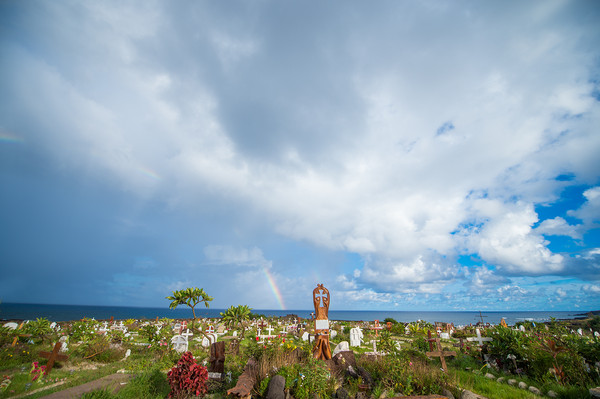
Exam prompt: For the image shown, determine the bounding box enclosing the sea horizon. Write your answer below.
[0,302,591,326]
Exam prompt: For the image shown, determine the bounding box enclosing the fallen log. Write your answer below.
[227,358,258,398]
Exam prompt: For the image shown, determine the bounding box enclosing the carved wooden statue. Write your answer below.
[312,284,332,360]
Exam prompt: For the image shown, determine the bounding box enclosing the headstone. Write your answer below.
[330,330,338,339]
[577,328,583,336]
[202,336,211,348]
[209,341,225,380]
[265,374,286,399]
[312,283,332,360]
[3,322,18,330]
[124,349,131,360]
[332,341,350,356]
[302,331,310,341]
[519,325,525,332]
[350,327,363,347]
[39,342,69,374]
[466,329,493,346]
[440,332,450,339]
[206,325,215,334]
[232,330,238,337]
[58,335,68,352]
[425,335,456,372]
[171,335,189,353]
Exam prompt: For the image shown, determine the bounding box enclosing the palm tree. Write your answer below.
[166,287,213,329]
[220,305,252,338]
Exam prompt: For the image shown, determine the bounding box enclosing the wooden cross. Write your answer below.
[426,336,456,373]
[39,342,69,374]
[11,323,32,347]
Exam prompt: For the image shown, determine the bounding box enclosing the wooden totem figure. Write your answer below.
[312,284,332,360]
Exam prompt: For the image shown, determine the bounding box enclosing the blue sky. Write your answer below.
[1,1,599,311]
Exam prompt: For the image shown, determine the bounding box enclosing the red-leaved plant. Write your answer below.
[167,351,208,398]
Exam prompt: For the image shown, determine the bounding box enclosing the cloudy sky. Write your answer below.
[1,1,599,312]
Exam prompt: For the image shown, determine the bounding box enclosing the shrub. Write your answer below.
[167,351,208,399]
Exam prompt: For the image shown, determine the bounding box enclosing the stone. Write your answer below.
[484,373,495,379]
[302,331,310,341]
[496,377,504,383]
[519,325,525,332]
[202,336,211,347]
[349,327,363,347]
[3,322,18,330]
[461,390,488,399]
[124,349,131,359]
[507,379,516,386]
[357,366,373,387]
[577,328,583,336]
[171,335,189,353]
[330,330,337,339]
[265,375,285,399]
[528,386,540,395]
[232,331,238,337]
[547,390,557,398]
[518,381,528,389]
[591,387,600,398]
[441,388,455,399]
[332,341,350,357]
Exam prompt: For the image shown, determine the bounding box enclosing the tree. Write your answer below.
[166,287,213,329]
[220,305,252,338]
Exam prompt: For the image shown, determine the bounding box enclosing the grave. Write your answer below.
[171,335,188,353]
[350,327,363,347]
[209,341,225,380]
[466,328,493,346]
[39,342,69,374]
[425,332,456,373]
[312,283,332,360]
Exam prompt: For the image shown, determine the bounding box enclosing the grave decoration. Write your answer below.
[425,330,456,373]
[312,283,332,360]
[370,319,384,337]
[39,341,69,375]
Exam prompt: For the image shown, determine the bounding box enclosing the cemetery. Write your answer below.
[0,286,599,399]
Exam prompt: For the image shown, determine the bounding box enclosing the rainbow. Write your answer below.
[137,165,161,180]
[0,131,24,144]
[263,267,285,310]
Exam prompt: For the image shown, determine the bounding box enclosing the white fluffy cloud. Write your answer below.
[1,1,599,309]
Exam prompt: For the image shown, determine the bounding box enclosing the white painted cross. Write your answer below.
[265,325,275,336]
[206,325,215,334]
[182,329,194,339]
[466,328,493,346]
[171,335,188,353]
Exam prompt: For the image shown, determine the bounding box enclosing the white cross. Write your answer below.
[206,325,215,334]
[182,329,194,339]
[466,328,493,346]
[265,325,275,336]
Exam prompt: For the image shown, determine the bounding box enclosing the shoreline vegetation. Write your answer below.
[2,311,599,398]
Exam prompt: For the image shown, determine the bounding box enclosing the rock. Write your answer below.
[528,386,541,395]
[496,377,504,383]
[266,375,285,399]
[335,387,349,399]
[484,373,495,379]
[591,387,600,398]
[332,341,350,356]
[547,390,557,398]
[518,381,528,390]
[461,389,488,399]
[442,387,455,399]
[379,389,391,399]
[355,392,368,399]
[507,379,516,386]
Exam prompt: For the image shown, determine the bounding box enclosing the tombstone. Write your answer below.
[209,341,225,380]
[577,328,583,336]
[302,331,310,342]
[232,330,238,337]
[49,322,57,330]
[519,325,526,332]
[58,335,69,352]
[206,325,215,334]
[425,336,456,372]
[331,341,350,357]
[209,333,218,345]
[350,327,363,347]
[202,336,211,348]
[440,332,450,339]
[229,339,240,356]
[330,330,338,339]
[312,283,332,360]
[3,322,18,330]
[171,335,189,353]
[217,324,226,334]
[39,342,69,374]
[466,329,493,346]
[123,349,131,360]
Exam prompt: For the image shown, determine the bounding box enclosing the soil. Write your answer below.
[37,373,133,398]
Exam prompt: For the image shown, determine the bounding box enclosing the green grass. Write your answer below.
[452,369,542,399]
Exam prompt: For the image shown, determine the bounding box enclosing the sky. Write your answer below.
[1,1,599,312]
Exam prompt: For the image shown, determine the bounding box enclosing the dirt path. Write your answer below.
[38,373,133,398]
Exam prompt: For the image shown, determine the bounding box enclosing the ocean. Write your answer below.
[0,303,586,326]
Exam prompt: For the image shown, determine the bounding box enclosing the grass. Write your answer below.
[451,369,543,399]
